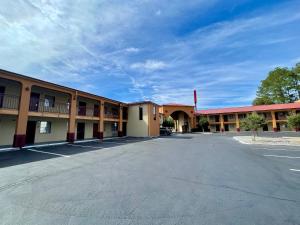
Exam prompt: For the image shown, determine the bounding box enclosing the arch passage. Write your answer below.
[169,110,191,133]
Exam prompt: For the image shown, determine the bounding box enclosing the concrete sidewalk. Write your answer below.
[233,136,300,146]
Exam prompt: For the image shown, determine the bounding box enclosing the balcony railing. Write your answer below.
[77,106,100,117]
[0,94,20,110]
[104,112,119,119]
[29,99,70,114]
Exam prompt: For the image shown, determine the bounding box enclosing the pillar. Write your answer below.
[98,100,104,139]
[67,92,77,142]
[13,81,32,148]
[118,105,123,137]
[235,113,240,132]
[220,114,224,132]
[271,111,277,132]
[207,115,210,131]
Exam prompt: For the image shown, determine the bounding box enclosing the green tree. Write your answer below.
[253,64,300,105]
[240,113,266,141]
[198,116,208,132]
[162,116,174,128]
[287,113,300,131]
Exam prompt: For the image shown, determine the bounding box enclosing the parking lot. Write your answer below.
[0,134,299,225]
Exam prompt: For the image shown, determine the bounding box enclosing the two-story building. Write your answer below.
[196,103,300,132]
[0,69,160,148]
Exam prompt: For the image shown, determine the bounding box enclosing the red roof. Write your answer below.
[163,103,194,107]
[196,102,300,115]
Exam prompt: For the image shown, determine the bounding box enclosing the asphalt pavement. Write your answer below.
[0,134,299,225]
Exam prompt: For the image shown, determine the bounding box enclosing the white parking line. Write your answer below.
[68,144,101,149]
[264,154,300,159]
[290,169,300,172]
[27,149,70,158]
[255,148,300,152]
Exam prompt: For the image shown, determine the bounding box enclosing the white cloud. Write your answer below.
[130,60,168,71]
[125,47,140,53]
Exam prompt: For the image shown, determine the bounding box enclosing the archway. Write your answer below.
[169,111,191,133]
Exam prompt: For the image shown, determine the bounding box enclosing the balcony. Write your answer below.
[29,99,69,115]
[77,106,100,117]
[104,111,119,119]
[0,94,19,110]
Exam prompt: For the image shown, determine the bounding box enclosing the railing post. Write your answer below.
[67,92,77,142]
[13,81,32,148]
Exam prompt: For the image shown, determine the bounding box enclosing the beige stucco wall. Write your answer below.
[30,117,68,143]
[75,120,94,140]
[104,121,118,137]
[31,86,70,104]
[0,115,17,146]
[127,104,149,137]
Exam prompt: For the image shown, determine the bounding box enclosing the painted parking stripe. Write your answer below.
[264,154,300,159]
[27,149,70,158]
[68,144,101,149]
[255,148,300,152]
[290,169,300,172]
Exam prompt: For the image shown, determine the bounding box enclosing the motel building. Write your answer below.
[0,70,160,148]
[1,69,300,149]
[195,102,300,132]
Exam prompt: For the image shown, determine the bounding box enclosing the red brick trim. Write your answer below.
[67,132,75,143]
[13,134,26,148]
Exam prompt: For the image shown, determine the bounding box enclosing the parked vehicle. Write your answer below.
[160,127,172,136]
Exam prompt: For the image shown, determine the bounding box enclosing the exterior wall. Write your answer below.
[75,120,94,140]
[209,125,217,132]
[0,78,21,96]
[228,124,236,131]
[0,115,17,146]
[104,121,118,137]
[148,104,160,137]
[31,86,70,105]
[127,104,149,137]
[29,117,68,143]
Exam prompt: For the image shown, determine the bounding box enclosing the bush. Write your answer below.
[162,116,175,128]
[287,113,300,131]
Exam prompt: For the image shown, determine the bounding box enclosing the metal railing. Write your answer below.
[29,99,70,114]
[0,94,20,110]
[104,112,119,119]
[77,106,100,117]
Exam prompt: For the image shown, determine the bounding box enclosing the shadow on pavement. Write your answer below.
[0,137,152,169]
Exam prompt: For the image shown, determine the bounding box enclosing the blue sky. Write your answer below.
[0,0,300,109]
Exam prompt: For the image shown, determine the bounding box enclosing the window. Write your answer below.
[40,121,51,134]
[153,106,156,120]
[139,106,143,120]
[44,95,55,107]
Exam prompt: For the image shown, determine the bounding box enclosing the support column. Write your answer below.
[13,81,32,148]
[271,111,277,132]
[207,115,210,131]
[118,105,123,137]
[220,114,224,132]
[235,113,240,132]
[98,100,104,139]
[67,92,77,142]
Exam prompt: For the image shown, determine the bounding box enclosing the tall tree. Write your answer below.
[253,64,300,105]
